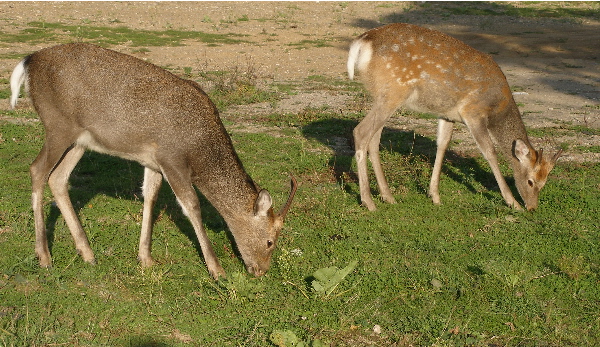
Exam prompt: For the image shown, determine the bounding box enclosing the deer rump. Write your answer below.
[16,44,223,168]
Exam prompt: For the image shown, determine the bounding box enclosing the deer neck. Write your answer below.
[488,98,533,164]
[192,158,259,221]
[178,113,261,220]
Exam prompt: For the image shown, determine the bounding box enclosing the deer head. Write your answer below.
[230,177,297,276]
[513,139,562,211]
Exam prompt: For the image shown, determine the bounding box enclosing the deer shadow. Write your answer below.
[302,117,519,207]
[44,150,229,267]
[127,335,171,347]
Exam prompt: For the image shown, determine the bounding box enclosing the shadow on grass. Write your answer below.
[44,150,230,268]
[128,335,171,347]
[302,117,519,206]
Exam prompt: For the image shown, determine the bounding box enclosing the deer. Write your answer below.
[347,23,561,212]
[9,43,297,280]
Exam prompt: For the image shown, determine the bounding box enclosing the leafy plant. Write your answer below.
[311,261,358,297]
[217,271,266,301]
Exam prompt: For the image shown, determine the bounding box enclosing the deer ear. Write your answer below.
[513,139,530,162]
[254,190,273,217]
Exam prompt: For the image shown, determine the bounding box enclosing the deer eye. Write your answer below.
[527,179,534,187]
[267,240,274,248]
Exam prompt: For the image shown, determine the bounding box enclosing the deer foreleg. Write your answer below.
[162,166,226,279]
[138,168,163,267]
[429,118,454,205]
[465,117,522,210]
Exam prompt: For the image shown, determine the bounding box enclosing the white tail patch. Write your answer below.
[347,39,373,80]
[10,59,27,109]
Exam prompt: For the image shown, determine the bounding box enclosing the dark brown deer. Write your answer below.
[347,23,561,211]
[10,43,297,279]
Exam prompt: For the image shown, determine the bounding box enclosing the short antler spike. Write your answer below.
[552,148,563,164]
[536,148,544,165]
[278,176,298,219]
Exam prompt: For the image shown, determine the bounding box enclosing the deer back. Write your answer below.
[348,23,513,123]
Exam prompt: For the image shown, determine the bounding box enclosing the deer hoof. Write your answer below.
[38,257,52,268]
[209,266,227,280]
[382,195,397,204]
[79,251,96,265]
[138,256,156,267]
[362,200,377,211]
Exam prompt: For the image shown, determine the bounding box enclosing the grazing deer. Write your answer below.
[347,23,561,211]
[10,43,297,279]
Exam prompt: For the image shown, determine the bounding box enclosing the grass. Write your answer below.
[197,66,281,109]
[0,103,598,346]
[0,21,249,47]
[1,6,599,346]
[526,124,600,148]
[287,39,333,49]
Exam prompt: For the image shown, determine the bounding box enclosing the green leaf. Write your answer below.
[270,330,303,347]
[311,260,358,296]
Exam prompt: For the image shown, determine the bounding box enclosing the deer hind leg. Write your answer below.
[161,165,226,279]
[428,118,454,205]
[30,131,81,267]
[138,168,162,267]
[47,144,96,264]
[463,116,522,210]
[353,98,398,211]
[368,127,396,204]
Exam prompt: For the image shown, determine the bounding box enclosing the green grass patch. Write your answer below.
[198,68,281,109]
[527,125,600,139]
[305,75,364,93]
[208,82,278,109]
[0,78,10,100]
[287,39,333,49]
[574,145,600,153]
[0,21,249,47]
[0,52,27,60]
[567,125,600,136]
[1,105,598,346]
[272,82,301,96]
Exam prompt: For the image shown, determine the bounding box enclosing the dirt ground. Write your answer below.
[1,1,599,162]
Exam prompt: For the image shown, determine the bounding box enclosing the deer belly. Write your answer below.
[402,86,464,123]
[75,130,160,171]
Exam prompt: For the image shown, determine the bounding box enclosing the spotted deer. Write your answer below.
[10,43,297,279]
[347,23,561,211]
